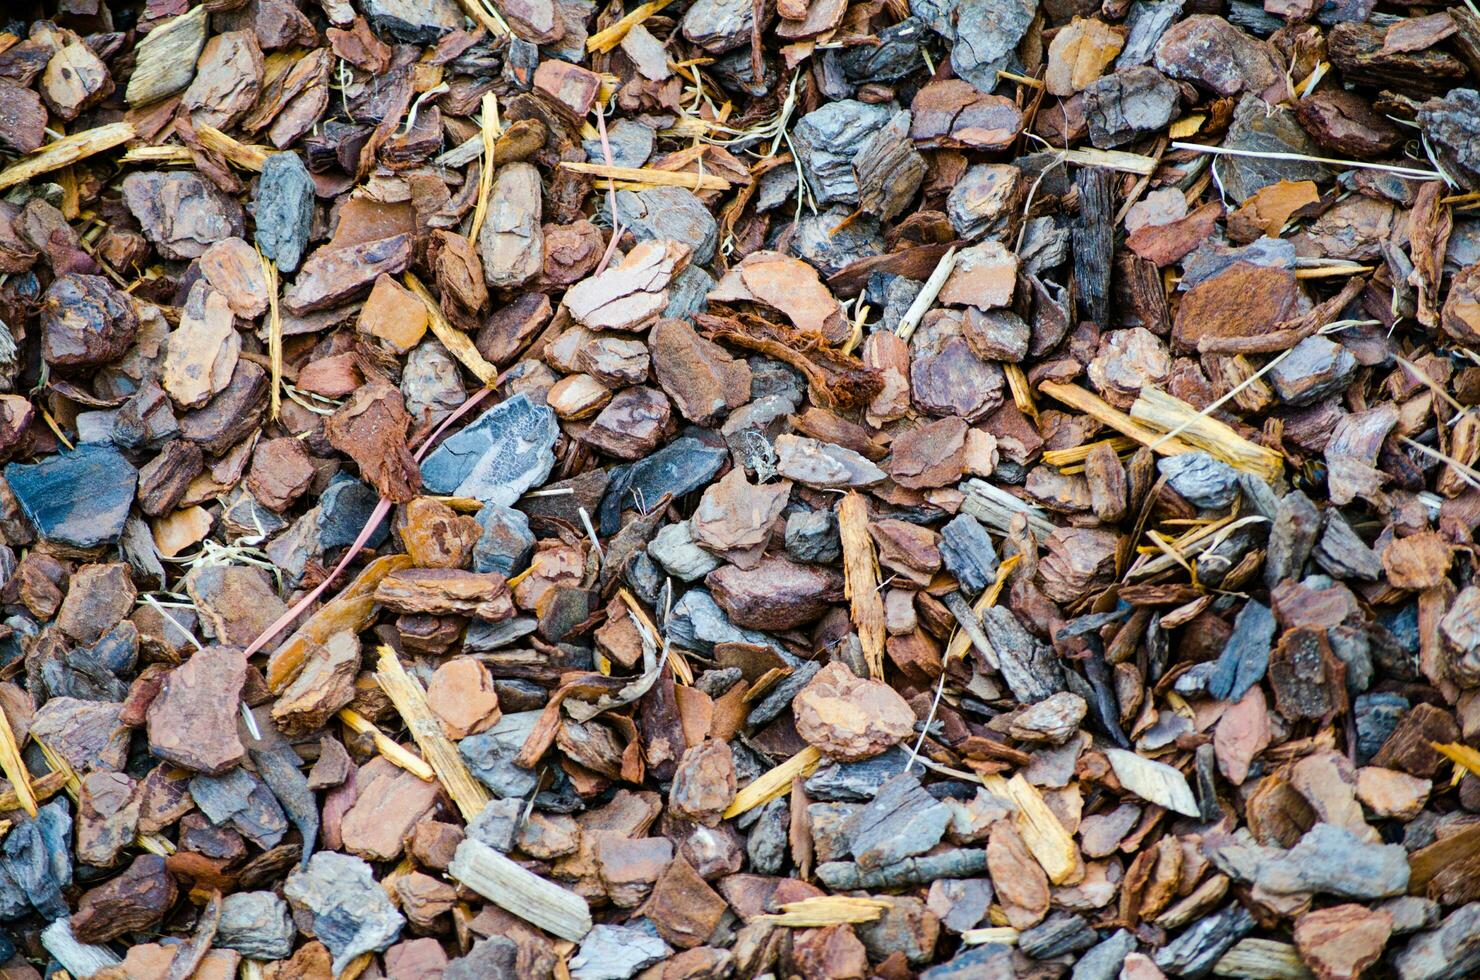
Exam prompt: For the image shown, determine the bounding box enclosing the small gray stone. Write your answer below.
[445,937,519,980]
[402,338,466,427]
[921,943,1016,980]
[1019,912,1097,959]
[791,100,894,207]
[1313,507,1383,581]
[1265,489,1319,588]
[951,0,1035,93]
[420,393,559,506]
[1355,692,1410,765]
[611,186,718,265]
[746,797,789,875]
[188,768,288,850]
[1256,823,1410,899]
[842,773,951,870]
[460,712,543,798]
[1073,929,1138,980]
[648,521,722,582]
[792,207,885,277]
[785,509,841,564]
[464,616,538,652]
[4,444,136,549]
[928,878,992,933]
[1117,0,1184,68]
[1381,895,1441,936]
[254,152,315,273]
[746,659,820,728]
[939,513,998,596]
[775,435,886,488]
[600,435,729,535]
[473,503,535,576]
[1153,903,1254,978]
[1268,336,1358,406]
[284,852,404,975]
[1396,902,1480,980]
[807,746,913,801]
[584,119,654,168]
[316,473,389,550]
[1218,93,1335,202]
[569,921,672,980]
[1158,452,1240,509]
[666,588,775,654]
[1082,66,1181,149]
[858,896,939,965]
[663,265,715,320]
[466,798,524,853]
[363,0,462,42]
[217,891,295,960]
[1208,600,1276,702]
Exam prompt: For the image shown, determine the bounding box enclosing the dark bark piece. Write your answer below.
[71,854,178,943]
[1295,89,1402,157]
[1072,168,1115,327]
[1328,22,1467,96]
[41,274,138,369]
[179,360,270,456]
[1268,627,1347,722]
[0,79,46,153]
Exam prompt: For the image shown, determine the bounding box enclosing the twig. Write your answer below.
[261,253,282,420]
[374,646,492,820]
[1169,141,1442,180]
[337,708,436,781]
[895,246,957,342]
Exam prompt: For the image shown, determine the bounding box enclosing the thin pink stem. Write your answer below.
[593,99,622,277]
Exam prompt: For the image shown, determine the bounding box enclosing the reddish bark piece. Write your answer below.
[146,646,248,774]
[690,468,791,569]
[1126,201,1222,266]
[987,820,1050,930]
[939,241,1018,310]
[533,60,602,115]
[706,556,844,631]
[55,563,135,645]
[399,497,482,569]
[1171,262,1304,350]
[711,251,849,344]
[340,756,441,861]
[426,658,502,739]
[643,855,729,949]
[650,318,752,426]
[889,416,968,489]
[324,382,422,504]
[246,437,315,512]
[358,274,429,354]
[566,239,690,332]
[1382,531,1452,590]
[910,80,1024,150]
[375,568,515,621]
[283,235,414,315]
